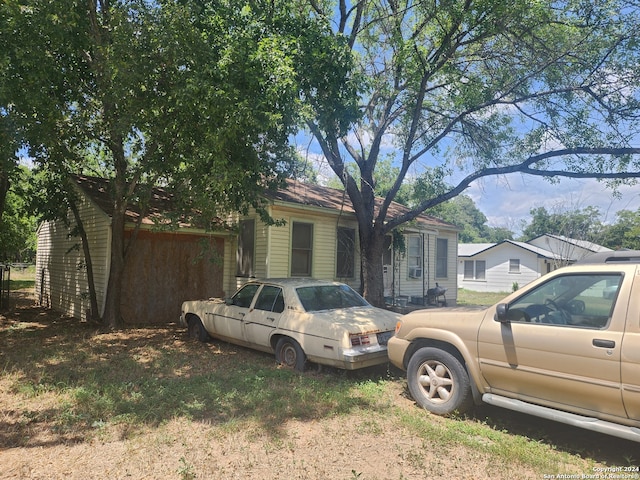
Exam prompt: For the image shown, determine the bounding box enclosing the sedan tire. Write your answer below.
[407,347,473,415]
[275,337,306,372]
[187,316,210,343]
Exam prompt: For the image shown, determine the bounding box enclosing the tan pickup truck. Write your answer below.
[388,251,640,443]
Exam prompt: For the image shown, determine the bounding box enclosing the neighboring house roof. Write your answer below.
[72,175,458,232]
[459,235,611,261]
[459,240,560,259]
[266,178,460,232]
[529,233,612,253]
[458,243,495,257]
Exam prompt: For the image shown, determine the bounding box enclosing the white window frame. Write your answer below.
[464,260,486,280]
[436,238,448,278]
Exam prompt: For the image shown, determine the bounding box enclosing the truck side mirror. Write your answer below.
[494,303,509,323]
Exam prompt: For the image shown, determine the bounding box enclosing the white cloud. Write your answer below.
[468,174,640,232]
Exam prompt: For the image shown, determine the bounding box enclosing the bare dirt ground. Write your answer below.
[1,291,638,480]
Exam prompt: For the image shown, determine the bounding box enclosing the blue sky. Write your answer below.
[300,141,640,235]
[466,174,640,233]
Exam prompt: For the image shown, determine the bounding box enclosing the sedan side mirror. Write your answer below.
[494,303,509,323]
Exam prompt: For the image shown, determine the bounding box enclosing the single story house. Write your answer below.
[458,235,612,292]
[35,176,460,324]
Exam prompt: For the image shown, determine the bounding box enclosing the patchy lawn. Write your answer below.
[1,291,637,480]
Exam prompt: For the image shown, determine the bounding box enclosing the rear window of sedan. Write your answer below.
[296,285,369,312]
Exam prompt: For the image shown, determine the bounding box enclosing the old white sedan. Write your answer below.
[180,278,400,371]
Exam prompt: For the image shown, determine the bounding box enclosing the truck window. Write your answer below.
[505,273,622,329]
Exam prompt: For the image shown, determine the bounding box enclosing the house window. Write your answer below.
[407,235,422,278]
[463,261,474,279]
[436,238,448,278]
[509,258,520,273]
[291,222,313,276]
[236,219,255,277]
[476,260,486,280]
[336,227,356,278]
[464,260,486,280]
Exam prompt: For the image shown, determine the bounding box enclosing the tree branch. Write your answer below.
[384,147,640,231]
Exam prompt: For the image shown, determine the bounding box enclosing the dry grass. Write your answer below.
[1,290,637,479]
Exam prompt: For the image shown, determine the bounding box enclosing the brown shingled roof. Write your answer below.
[266,178,458,231]
[73,175,457,231]
[72,175,177,226]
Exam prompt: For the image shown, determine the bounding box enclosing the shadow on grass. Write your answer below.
[1,304,397,449]
[468,403,639,466]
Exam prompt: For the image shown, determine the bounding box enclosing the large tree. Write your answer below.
[599,209,640,250]
[304,0,640,305]
[520,206,603,242]
[0,167,36,263]
[1,0,330,327]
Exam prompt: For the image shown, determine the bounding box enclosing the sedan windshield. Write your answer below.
[296,285,369,312]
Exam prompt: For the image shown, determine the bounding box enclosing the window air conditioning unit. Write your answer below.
[409,267,422,278]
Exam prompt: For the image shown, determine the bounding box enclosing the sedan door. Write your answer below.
[243,285,285,348]
[210,283,260,341]
[478,271,628,420]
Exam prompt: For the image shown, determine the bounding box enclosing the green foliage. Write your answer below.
[0,167,36,263]
[1,0,342,325]
[517,205,640,251]
[599,209,640,250]
[519,206,603,242]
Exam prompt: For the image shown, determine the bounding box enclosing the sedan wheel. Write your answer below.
[407,347,472,415]
[275,337,306,372]
[187,317,210,343]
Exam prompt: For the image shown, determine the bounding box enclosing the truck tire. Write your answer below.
[407,347,473,415]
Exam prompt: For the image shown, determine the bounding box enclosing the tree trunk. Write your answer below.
[69,200,100,323]
[359,227,386,307]
[102,200,127,329]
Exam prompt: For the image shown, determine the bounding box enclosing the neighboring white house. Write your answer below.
[458,236,612,292]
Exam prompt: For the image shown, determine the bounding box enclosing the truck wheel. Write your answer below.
[407,347,473,415]
[187,316,210,343]
[275,337,306,372]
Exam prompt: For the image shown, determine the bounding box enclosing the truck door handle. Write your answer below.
[267,317,275,322]
[593,339,615,349]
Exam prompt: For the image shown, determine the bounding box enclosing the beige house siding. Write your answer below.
[35,194,111,320]
[224,203,457,305]
[226,205,364,293]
